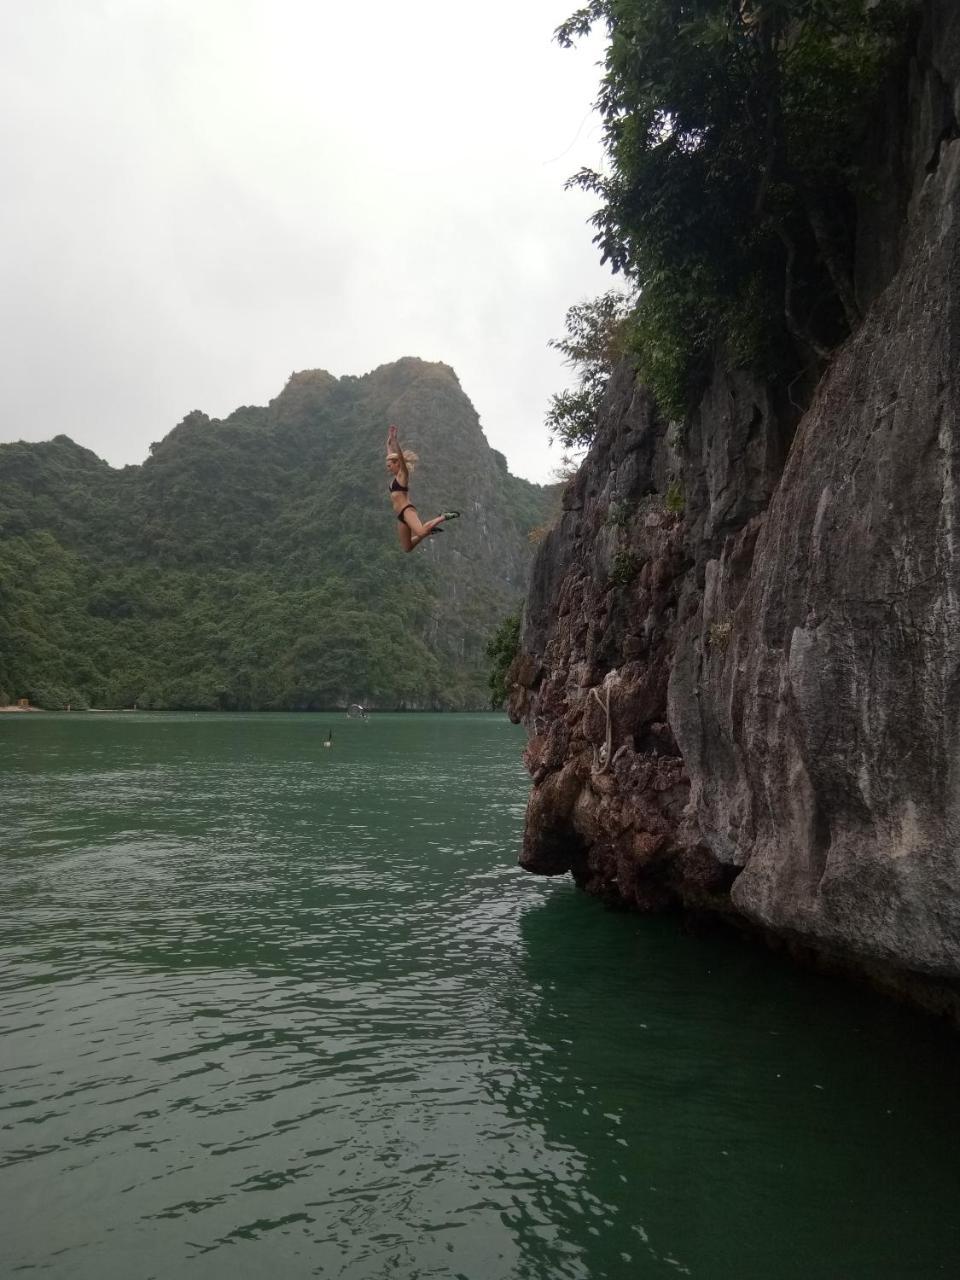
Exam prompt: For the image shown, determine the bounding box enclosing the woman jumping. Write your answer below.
[386,424,459,553]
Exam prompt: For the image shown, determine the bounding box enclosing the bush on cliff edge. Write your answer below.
[556,0,913,418]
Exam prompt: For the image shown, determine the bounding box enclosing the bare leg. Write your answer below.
[399,509,444,553]
[408,522,442,550]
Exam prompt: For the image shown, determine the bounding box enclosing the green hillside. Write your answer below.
[0,359,553,710]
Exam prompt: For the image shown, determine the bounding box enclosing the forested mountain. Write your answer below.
[0,358,553,710]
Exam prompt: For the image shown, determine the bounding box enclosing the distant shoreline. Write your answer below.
[0,705,502,715]
[0,705,136,713]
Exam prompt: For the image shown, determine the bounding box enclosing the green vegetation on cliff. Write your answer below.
[555,0,912,423]
[485,613,521,708]
[0,360,552,711]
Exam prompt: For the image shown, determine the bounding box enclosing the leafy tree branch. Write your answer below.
[556,0,913,415]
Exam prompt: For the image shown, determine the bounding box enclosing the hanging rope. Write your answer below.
[590,682,613,774]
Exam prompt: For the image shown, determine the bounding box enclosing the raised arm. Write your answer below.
[387,424,409,487]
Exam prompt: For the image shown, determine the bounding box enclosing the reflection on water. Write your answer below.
[1,713,959,1279]
[508,891,960,1279]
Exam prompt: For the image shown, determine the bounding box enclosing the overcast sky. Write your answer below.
[1,0,615,484]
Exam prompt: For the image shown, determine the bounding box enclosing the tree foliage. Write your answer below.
[557,0,912,414]
[485,613,521,708]
[546,291,635,449]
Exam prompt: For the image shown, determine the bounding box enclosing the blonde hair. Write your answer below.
[388,449,419,470]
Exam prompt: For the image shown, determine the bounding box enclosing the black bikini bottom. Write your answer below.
[397,504,416,524]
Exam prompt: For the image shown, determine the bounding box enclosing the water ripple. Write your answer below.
[3,714,960,1279]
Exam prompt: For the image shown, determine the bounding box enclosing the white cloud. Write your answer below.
[0,0,614,482]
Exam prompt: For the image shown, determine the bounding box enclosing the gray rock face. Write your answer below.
[510,0,960,1013]
[675,127,960,977]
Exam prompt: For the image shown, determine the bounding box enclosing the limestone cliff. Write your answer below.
[509,0,960,1015]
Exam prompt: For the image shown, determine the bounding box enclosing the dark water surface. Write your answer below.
[1,712,959,1279]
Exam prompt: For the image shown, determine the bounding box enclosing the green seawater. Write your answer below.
[1,712,959,1280]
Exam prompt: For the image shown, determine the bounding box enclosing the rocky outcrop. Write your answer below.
[509,0,960,1015]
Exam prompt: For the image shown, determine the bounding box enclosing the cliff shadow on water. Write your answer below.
[508,0,960,1020]
[493,885,960,1278]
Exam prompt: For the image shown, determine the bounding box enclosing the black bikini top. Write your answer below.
[389,479,409,493]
